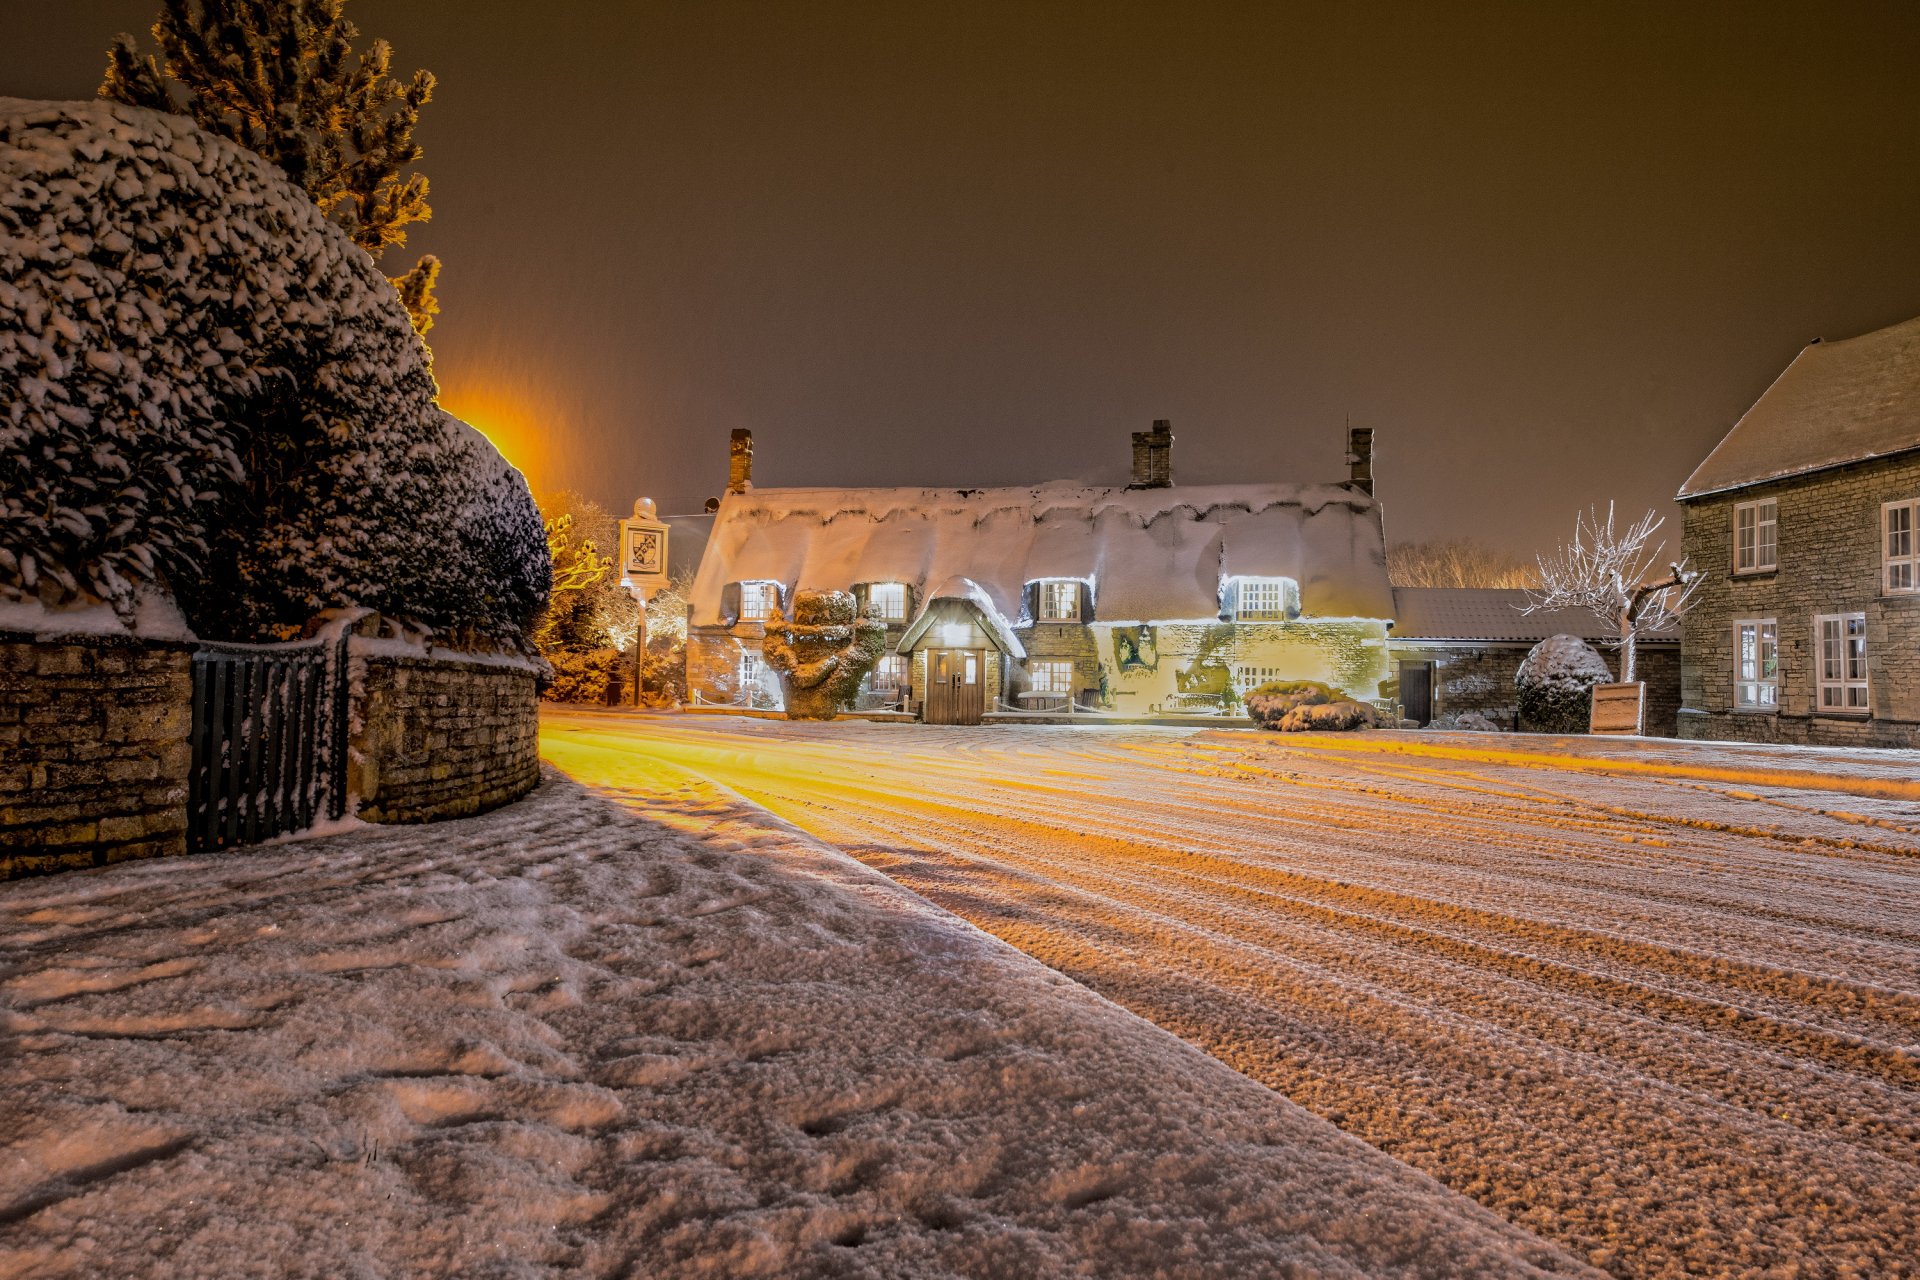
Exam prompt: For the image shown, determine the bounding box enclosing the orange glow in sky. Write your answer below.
[438,385,557,489]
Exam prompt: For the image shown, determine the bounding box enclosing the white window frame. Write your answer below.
[1233,665,1281,695]
[741,648,766,689]
[1028,659,1074,694]
[1232,577,1297,620]
[1036,580,1081,622]
[1732,618,1778,711]
[1814,612,1868,713]
[738,580,780,622]
[1883,500,1919,594]
[866,582,909,622]
[1732,498,1777,574]
[870,653,908,691]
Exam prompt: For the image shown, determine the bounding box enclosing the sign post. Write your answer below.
[618,498,669,708]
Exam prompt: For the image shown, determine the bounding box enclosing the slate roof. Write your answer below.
[1389,587,1675,644]
[689,482,1394,630]
[1679,314,1920,500]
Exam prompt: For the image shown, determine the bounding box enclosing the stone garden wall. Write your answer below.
[3,629,543,878]
[1,632,193,877]
[351,647,542,824]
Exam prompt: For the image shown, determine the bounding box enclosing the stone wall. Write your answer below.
[2,633,192,878]
[1389,639,1681,736]
[1680,453,1920,748]
[352,649,542,823]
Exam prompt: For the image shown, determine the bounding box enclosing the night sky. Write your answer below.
[6,1,1920,560]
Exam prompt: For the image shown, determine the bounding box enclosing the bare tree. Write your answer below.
[1388,538,1539,588]
[1526,503,1700,683]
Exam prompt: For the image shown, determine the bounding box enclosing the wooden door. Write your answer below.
[1398,660,1433,725]
[924,649,985,725]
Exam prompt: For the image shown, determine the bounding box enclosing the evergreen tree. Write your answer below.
[101,0,442,335]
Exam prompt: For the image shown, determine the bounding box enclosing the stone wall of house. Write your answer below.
[2,632,192,878]
[351,650,542,824]
[1680,452,1920,748]
[1012,622,1104,704]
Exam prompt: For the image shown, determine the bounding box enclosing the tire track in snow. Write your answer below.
[543,714,1920,1280]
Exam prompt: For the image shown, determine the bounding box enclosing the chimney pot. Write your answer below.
[728,429,754,494]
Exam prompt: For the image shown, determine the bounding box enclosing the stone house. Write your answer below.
[684,425,1398,724]
[1677,314,1920,747]
[1386,588,1679,734]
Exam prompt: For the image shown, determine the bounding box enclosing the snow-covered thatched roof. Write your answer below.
[689,482,1393,629]
[1679,314,1920,500]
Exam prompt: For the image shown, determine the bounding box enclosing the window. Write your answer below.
[740,649,766,690]
[1233,666,1282,694]
[1815,613,1868,712]
[1733,499,1777,573]
[739,580,779,622]
[866,582,909,622]
[1232,578,1298,620]
[1884,500,1919,593]
[1037,580,1081,622]
[870,653,908,691]
[1028,660,1073,694]
[1733,619,1778,710]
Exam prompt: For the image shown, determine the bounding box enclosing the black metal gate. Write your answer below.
[189,633,349,852]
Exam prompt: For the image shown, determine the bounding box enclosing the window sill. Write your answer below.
[1728,569,1778,580]
[1731,707,1779,715]
[1813,711,1872,720]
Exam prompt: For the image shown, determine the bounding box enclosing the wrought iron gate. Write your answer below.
[188,633,349,851]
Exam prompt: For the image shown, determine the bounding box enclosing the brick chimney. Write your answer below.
[1347,425,1374,496]
[727,429,753,494]
[1129,419,1174,488]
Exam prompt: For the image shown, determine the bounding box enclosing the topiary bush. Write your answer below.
[1515,634,1613,734]
[0,98,547,643]
[1245,679,1378,732]
[762,589,886,720]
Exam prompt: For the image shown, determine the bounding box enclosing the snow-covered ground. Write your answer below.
[0,755,1593,1278]
[539,712,1920,1280]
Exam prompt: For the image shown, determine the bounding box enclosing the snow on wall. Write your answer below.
[690,482,1393,629]
[0,99,547,642]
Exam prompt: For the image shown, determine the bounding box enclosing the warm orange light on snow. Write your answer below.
[439,386,554,484]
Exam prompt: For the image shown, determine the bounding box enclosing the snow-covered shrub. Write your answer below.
[1431,710,1502,732]
[762,589,886,719]
[0,99,547,642]
[1245,680,1377,732]
[1515,634,1612,734]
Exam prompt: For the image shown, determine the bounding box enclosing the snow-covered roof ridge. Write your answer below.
[899,575,1028,657]
[691,479,1393,628]
[1678,314,1920,500]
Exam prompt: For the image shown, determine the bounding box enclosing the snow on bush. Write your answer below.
[1431,709,1503,732]
[1515,634,1612,734]
[1246,679,1378,732]
[0,98,546,642]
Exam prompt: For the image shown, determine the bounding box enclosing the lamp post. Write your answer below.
[617,497,669,710]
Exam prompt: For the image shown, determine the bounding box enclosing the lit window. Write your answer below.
[1028,660,1073,694]
[741,649,766,688]
[1815,613,1868,711]
[867,582,909,622]
[1233,666,1281,694]
[870,654,908,691]
[1232,578,1297,620]
[1884,501,1919,593]
[738,581,779,622]
[1733,619,1778,710]
[1733,499,1777,573]
[1037,581,1081,621]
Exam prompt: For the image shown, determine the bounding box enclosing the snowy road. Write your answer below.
[541,711,1920,1280]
